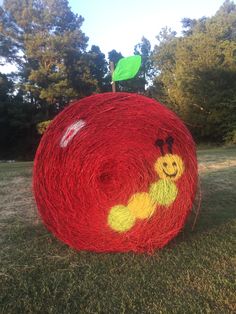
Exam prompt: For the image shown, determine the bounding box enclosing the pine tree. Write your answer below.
[1,0,98,108]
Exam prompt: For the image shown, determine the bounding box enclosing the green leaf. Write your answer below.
[112,55,142,81]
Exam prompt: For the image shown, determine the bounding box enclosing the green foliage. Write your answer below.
[0,73,13,99]
[150,27,178,107]
[87,45,110,92]
[151,0,236,142]
[1,0,108,105]
[0,97,41,160]
[0,74,44,159]
[134,36,154,91]
[36,120,52,134]
[0,7,20,64]
[224,129,236,144]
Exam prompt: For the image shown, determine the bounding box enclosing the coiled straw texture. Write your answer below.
[33,92,198,253]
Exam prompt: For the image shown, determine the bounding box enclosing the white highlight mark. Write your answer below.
[60,120,86,148]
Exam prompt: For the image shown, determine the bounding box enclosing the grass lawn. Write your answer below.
[1,147,236,313]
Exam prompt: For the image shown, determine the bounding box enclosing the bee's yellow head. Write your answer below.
[155,136,184,181]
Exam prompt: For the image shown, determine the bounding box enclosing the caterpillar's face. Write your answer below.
[155,154,184,181]
[154,136,184,181]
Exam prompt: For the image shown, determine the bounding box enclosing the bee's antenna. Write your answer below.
[155,139,165,155]
[166,136,174,154]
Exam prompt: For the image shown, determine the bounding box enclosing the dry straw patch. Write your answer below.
[0,164,39,229]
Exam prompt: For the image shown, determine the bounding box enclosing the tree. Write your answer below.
[134,36,154,91]
[0,6,20,65]
[151,27,178,108]
[217,0,236,15]
[1,0,96,110]
[151,2,236,142]
[87,45,110,93]
[181,17,207,36]
[0,73,42,159]
[0,0,111,158]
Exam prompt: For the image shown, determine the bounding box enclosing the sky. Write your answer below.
[0,0,232,73]
[69,0,227,56]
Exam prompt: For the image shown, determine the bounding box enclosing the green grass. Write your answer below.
[1,148,236,313]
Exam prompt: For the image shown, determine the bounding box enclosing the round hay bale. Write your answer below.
[33,92,198,253]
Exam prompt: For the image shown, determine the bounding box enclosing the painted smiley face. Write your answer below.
[154,154,184,181]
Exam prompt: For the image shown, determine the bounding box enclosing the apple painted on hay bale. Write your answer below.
[33,93,198,253]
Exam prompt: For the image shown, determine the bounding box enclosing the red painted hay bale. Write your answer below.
[33,92,198,253]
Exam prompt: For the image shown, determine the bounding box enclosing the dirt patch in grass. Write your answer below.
[199,159,236,173]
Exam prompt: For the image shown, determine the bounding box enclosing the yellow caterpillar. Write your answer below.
[108,137,185,232]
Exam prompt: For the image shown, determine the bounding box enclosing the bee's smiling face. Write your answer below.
[155,154,184,181]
